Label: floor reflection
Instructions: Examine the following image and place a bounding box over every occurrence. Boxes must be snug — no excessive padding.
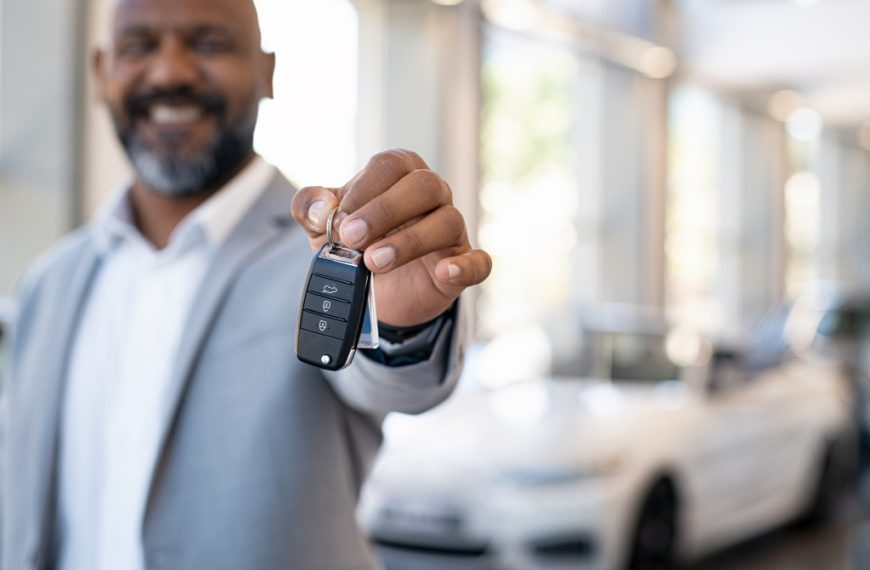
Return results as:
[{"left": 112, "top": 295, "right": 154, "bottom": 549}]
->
[{"left": 689, "top": 492, "right": 869, "bottom": 570}]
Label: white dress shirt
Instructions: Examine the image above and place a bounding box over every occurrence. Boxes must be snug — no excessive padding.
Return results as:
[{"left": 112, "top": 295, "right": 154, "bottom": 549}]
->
[{"left": 57, "top": 158, "right": 276, "bottom": 570}]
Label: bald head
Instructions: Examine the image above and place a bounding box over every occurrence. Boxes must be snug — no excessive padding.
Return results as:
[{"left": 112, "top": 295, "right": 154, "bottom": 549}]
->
[
  {"left": 94, "top": 0, "right": 275, "bottom": 196},
  {"left": 109, "top": 0, "right": 264, "bottom": 52}
]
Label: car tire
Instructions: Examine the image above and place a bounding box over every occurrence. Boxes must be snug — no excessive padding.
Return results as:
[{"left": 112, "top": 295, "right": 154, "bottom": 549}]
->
[
  {"left": 625, "top": 479, "right": 678, "bottom": 570},
  {"left": 799, "top": 436, "right": 856, "bottom": 526}
]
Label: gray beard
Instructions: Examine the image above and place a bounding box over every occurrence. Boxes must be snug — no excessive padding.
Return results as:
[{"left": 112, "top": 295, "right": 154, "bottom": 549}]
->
[{"left": 127, "top": 136, "right": 219, "bottom": 198}]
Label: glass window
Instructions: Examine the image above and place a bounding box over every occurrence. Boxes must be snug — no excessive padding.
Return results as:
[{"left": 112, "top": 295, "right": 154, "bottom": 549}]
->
[
  {"left": 783, "top": 154, "right": 821, "bottom": 298},
  {"left": 478, "top": 24, "right": 592, "bottom": 338},
  {"left": 253, "top": 0, "right": 358, "bottom": 188},
  {"left": 666, "top": 86, "right": 722, "bottom": 330}
]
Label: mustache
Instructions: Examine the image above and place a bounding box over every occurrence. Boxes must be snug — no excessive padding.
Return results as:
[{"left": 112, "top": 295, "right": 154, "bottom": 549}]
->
[{"left": 125, "top": 87, "right": 226, "bottom": 118}]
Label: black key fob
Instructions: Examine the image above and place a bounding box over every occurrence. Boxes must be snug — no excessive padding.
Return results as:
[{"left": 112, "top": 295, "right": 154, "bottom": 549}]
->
[{"left": 296, "top": 243, "right": 372, "bottom": 370}]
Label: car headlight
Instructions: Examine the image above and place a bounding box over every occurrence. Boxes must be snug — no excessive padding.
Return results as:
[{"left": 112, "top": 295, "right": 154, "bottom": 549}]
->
[{"left": 503, "top": 459, "right": 623, "bottom": 487}]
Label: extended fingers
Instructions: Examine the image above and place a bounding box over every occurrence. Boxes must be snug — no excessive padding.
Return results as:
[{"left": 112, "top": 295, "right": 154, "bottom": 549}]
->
[{"left": 434, "top": 249, "right": 493, "bottom": 288}]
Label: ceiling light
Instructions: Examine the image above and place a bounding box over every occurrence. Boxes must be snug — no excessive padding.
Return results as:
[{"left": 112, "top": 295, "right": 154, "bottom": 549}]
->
[
  {"left": 786, "top": 108, "right": 823, "bottom": 141},
  {"left": 431, "top": 0, "right": 464, "bottom": 5},
  {"left": 768, "top": 90, "right": 805, "bottom": 122},
  {"left": 639, "top": 46, "right": 677, "bottom": 79},
  {"left": 482, "top": 0, "right": 540, "bottom": 32}
]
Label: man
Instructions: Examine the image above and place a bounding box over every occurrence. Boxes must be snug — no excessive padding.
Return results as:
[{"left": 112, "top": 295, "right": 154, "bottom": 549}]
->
[{"left": 2, "top": 0, "right": 491, "bottom": 569}]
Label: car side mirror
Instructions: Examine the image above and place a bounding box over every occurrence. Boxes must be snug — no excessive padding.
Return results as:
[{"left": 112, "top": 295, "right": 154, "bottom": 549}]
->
[{"left": 698, "top": 348, "right": 747, "bottom": 396}]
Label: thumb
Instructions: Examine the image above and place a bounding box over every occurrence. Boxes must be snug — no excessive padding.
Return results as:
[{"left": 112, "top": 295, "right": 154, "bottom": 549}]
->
[{"left": 291, "top": 186, "right": 340, "bottom": 239}]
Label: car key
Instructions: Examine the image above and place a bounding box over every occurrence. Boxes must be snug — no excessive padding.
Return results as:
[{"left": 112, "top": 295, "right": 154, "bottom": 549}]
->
[{"left": 296, "top": 208, "right": 378, "bottom": 370}]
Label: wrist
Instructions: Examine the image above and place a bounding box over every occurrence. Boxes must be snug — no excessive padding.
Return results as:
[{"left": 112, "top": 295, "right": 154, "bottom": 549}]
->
[{"left": 378, "top": 315, "right": 444, "bottom": 345}]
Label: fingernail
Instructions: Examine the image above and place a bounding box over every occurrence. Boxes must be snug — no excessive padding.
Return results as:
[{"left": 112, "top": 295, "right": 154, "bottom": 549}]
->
[
  {"left": 307, "top": 200, "right": 327, "bottom": 228},
  {"left": 371, "top": 246, "right": 396, "bottom": 269},
  {"left": 341, "top": 218, "right": 368, "bottom": 245},
  {"left": 448, "top": 263, "right": 461, "bottom": 279}
]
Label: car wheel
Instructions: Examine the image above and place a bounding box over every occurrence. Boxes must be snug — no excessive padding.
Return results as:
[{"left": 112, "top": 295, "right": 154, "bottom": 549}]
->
[
  {"left": 799, "top": 436, "right": 856, "bottom": 526},
  {"left": 625, "top": 479, "right": 678, "bottom": 570}
]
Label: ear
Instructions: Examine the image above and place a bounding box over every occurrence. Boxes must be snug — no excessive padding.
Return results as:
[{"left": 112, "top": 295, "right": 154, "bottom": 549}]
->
[
  {"left": 259, "top": 51, "right": 276, "bottom": 100},
  {"left": 93, "top": 47, "right": 110, "bottom": 102}
]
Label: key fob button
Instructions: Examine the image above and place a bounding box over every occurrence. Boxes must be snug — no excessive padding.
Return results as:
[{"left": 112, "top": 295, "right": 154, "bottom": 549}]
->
[
  {"left": 300, "top": 311, "right": 348, "bottom": 340},
  {"left": 308, "top": 275, "right": 355, "bottom": 302},
  {"left": 297, "top": 330, "right": 345, "bottom": 366},
  {"left": 303, "top": 293, "right": 351, "bottom": 320}
]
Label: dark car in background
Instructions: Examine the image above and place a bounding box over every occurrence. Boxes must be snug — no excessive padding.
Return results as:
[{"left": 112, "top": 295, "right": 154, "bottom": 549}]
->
[
  {"left": 817, "top": 294, "right": 870, "bottom": 472},
  {"left": 749, "top": 286, "right": 870, "bottom": 474},
  {"left": 0, "top": 297, "right": 12, "bottom": 384}
]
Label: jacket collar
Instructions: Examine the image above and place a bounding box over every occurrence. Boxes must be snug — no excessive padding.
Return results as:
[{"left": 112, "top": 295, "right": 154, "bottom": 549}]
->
[{"left": 91, "top": 157, "right": 276, "bottom": 256}]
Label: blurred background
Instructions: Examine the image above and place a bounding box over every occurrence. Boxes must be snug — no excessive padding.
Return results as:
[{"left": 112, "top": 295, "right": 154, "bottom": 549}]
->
[{"left": 4, "top": 0, "right": 870, "bottom": 568}]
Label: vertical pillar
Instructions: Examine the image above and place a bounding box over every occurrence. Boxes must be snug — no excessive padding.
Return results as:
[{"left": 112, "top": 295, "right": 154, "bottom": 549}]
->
[
  {"left": 716, "top": 105, "right": 787, "bottom": 340},
  {"left": 80, "top": 0, "right": 132, "bottom": 220},
  {"left": 845, "top": 146, "right": 870, "bottom": 286},
  {"left": 594, "top": 0, "right": 672, "bottom": 308},
  {"left": 0, "top": 0, "right": 87, "bottom": 295},
  {"left": 818, "top": 135, "right": 845, "bottom": 284},
  {"left": 570, "top": 57, "right": 604, "bottom": 308},
  {"left": 819, "top": 135, "right": 870, "bottom": 288},
  {"left": 596, "top": 65, "right": 668, "bottom": 307}
]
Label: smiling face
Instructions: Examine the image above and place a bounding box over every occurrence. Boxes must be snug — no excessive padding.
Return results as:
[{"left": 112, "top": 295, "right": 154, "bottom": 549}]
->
[{"left": 95, "top": 0, "right": 275, "bottom": 196}]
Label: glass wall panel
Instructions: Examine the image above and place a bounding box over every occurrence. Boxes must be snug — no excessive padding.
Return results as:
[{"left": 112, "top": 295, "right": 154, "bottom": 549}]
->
[
  {"left": 666, "top": 86, "right": 722, "bottom": 330},
  {"left": 253, "top": 0, "right": 358, "bottom": 188},
  {"left": 478, "top": 25, "right": 586, "bottom": 339}
]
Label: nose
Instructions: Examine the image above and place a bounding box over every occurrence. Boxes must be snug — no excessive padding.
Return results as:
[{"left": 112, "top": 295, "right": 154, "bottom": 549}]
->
[{"left": 143, "top": 36, "right": 200, "bottom": 90}]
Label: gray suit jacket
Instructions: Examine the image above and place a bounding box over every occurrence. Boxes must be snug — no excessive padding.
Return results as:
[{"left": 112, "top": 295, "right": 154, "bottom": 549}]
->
[{"left": 2, "top": 172, "right": 465, "bottom": 570}]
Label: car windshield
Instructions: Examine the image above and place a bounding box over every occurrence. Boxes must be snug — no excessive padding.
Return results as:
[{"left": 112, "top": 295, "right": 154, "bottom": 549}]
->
[
  {"left": 551, "top": 330, "right": 681, "bottom": 383},
  {"left": 608, "top": 332, "right": 680, "bottom": 382}
]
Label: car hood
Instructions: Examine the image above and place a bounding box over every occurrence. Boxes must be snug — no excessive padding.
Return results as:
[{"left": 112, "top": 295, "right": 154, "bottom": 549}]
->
[{"left": 371, "top": 379, "right": 694, "bottom": 492}]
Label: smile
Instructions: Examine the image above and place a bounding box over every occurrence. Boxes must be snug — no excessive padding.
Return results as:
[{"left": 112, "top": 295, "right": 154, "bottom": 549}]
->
[{"left": 149, "top": 104, "right": 206, "bottom": 126}]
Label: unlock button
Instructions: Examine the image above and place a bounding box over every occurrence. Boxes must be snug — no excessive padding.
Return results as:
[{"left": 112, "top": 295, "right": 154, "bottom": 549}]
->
[{"left": 301, "top": 311, "right": 347, "bottom": 340}]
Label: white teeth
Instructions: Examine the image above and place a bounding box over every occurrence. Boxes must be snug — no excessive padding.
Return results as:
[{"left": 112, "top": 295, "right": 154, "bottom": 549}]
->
[{"left": 150, "top": 104, "right": 203, "bottom": 125}]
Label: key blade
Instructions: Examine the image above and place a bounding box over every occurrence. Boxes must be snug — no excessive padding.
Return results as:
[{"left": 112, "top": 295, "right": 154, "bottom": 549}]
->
[{"left": 357, "top": 272, "right": 379, "bottom": 349}]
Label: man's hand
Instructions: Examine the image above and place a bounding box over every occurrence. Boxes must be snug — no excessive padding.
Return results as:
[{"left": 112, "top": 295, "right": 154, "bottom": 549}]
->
[{"left": 291, "top": 149, "right": 492, "bottom": 327}]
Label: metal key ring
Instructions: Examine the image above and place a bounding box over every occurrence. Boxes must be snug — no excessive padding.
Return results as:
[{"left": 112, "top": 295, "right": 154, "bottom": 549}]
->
[{"left": 325, "top": 207, "right": 340, "bottom": 249}]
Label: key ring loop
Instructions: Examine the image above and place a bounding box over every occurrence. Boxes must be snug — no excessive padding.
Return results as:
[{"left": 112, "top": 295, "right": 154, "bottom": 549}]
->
[{"left": 325, "top": 207, "right": 340, "bottom": 249}]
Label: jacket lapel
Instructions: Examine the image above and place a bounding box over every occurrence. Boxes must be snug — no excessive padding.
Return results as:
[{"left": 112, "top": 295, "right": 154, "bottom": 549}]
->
[
  {"left": 145, "top": 174, "right": 296, "bottom": 501},
  {"left": 12, "top": 238, "right": 102, "bottom": 568}
]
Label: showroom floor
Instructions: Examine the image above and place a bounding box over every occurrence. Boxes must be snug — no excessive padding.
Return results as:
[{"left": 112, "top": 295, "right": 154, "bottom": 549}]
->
[
  {"left": 376, "top": 483, "right": 870, "bottom": 570},
  {"left": 689, "top": 514, "right": 869, "bottom": 570},
  {"left": 376, "top": 505, "right": 870, "bottom": 570},
  {"left": 690, "top": 487, "right": 870, "bottom": 570}
]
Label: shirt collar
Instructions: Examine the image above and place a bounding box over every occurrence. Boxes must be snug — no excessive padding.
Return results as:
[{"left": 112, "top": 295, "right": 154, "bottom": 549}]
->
[{"left": 92, "top": 157, "right": 276, "bottom": 255}]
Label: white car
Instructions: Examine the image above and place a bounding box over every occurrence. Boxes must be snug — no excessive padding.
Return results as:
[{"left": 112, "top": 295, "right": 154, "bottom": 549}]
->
[{"left": 359, "top": 331, "right": 856, "bottom": 570}]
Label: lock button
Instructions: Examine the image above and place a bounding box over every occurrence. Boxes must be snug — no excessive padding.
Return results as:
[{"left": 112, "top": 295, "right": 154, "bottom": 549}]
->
[{"left": 303, "top": 293, "right": 351, "bottom": 320}]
